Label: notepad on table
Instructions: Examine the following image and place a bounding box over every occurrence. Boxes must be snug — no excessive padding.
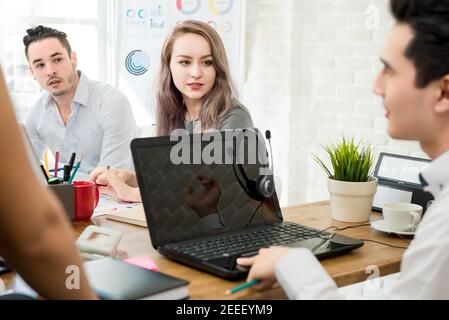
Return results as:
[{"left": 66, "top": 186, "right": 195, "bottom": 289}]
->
[
  {"left": 84, "top": 257, "right": 189, "bottom": 300},
  {"left": 124, "top": 256, "right": 159, "bottom": 271},
  {"left": 105, "top": 205, "right": 147, "bottom": 227}
]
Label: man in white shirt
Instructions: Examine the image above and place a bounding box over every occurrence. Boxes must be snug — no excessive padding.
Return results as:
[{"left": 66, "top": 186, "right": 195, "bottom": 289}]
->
[
  {"left": 23, "top": 25, "right": 137, "bottom": 173},
  {"left": 237, "top": 0, "right": 449, "bottom": 299}
]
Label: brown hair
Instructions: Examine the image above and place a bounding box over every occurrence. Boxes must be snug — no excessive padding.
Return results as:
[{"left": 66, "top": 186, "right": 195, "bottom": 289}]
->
[
  {"left": 156, "top": 20, "right": 236, "bottom": 136},
  {"left": 23, "top": 25, "right": 72, "bottom": 60}
]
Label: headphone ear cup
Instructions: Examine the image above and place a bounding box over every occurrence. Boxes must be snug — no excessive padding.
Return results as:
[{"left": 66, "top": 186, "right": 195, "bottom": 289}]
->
[
  {"left": 245, "top": 179, "right": 261, "bottom": 200},
  {"left": 256, "top": 175, "right": 275, "bottom": 199}
]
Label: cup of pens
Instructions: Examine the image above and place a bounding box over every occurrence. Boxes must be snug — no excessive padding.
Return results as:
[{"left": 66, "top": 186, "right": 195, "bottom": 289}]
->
[{"left": 73, "top": 181, "right": 99, "bottom": 221}]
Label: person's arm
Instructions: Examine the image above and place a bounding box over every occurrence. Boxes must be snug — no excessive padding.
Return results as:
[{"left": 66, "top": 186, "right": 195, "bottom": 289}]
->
[
  {"left": 274, "top": 249, "right": 343, "bottom": 299},
  {"left": 219, "top": 103, "right": 254, "bottom": 130},
  {"left": 98, "top": 94, "right": 137, "bottom": 170},
  {"left": 97, "top": 174, "right": 142, "bottom": 203},
  {"left": 90, "top": 167, "right": 138, "bottom": 187},
  {"left": 90, "top": 167, "right": 141, "bottom": 202},
  {"left": 0, "top": 67, "right": 96, "bottom": 299},
  {"left": 237, "top": 247, "right": 342, "bottom": 299},
  {"left": 23, "top": 102, "right": 44, "bottom": 161}
]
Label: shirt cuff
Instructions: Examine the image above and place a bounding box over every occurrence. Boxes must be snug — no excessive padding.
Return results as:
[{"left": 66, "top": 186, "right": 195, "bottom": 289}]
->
[{"left": 274, "top": 248, "right": 342, "bottom": 300}]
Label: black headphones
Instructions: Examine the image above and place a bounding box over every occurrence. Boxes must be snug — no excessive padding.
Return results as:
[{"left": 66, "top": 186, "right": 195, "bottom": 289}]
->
[{"left": 232, "top": 130, "right": 275, "bottom": 201}]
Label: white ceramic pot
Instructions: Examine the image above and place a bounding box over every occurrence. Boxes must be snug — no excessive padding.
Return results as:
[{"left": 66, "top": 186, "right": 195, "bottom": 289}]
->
[{"left": 327, "top": 177, "right": 378, "bottom": 223}]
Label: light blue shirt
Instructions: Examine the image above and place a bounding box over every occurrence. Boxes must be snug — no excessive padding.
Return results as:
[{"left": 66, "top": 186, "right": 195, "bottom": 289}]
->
[{"left": 24, "top": 71, "right": 137, "bottom": 173}]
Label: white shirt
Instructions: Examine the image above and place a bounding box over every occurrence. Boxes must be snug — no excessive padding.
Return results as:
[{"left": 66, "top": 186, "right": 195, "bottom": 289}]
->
[
  {"left": 274, "top": 150, "right": 449, "bottom": 299},
  {"left": 24, "top": 71, "right": 137, "bottom": 173}
]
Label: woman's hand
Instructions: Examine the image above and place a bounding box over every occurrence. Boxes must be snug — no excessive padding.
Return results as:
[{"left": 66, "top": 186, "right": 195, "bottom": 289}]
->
[
  {"left": 90, "top": 167, "right": 138, "bottom": 187},
  {"left": 236, "top": 247, "right": 297, "bottom": 290},
  {"left": 95, "top": 173, "right": 142, "bottom": 203}
]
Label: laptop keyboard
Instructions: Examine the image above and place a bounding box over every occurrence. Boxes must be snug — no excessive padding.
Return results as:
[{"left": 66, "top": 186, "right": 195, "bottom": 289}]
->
[{"left": 166, "top": 223, "right": 331, "bottom": 261}]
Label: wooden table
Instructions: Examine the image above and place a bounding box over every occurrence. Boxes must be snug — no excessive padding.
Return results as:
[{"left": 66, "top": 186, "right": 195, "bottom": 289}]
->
[{"left": 1, "top": 201, "right": 410, "bottom": 300}]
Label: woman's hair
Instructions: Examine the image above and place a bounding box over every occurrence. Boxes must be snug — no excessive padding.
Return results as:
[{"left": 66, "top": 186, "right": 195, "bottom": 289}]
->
[{"left": 156, "top": 20, "right": 236, "bottom": 136}]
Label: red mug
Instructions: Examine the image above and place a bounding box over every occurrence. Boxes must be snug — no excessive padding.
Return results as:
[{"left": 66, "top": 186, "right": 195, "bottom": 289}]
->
[{"left": 73, "top": 181, "right": 99, "bottom": 221}]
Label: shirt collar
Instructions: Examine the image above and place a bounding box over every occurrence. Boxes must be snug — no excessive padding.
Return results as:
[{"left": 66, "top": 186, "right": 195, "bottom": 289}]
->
[
  {"left": 420, "top": 150, "right": 449, "bottom": 197},
  {"left": 43, "top": 70, "right": 90, "bottom": 110},
  {"left": 72, "top": 71, "right": 90, "bottom": 107}
]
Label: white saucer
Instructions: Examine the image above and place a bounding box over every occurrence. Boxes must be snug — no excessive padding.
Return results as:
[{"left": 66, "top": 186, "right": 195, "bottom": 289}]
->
[{"left": 371, "top": 220, "right": 416, "bottom": 236}]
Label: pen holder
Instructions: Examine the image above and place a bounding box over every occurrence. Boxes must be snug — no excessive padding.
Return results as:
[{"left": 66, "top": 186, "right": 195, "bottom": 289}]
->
[
  {"left": 48, "top": 181, "right": 99, "bottom": 221},
  {"left": 48, "top": 184, "right": 75, "bottom": 220}
]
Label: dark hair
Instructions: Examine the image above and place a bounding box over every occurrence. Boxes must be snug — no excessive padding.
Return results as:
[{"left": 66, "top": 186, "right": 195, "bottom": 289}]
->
[
  {"left": 23, "top": 25, "right": 72, "bottom": 60},
  {"left": 390, "top": 0, "right": 449, "bottom": 88}
]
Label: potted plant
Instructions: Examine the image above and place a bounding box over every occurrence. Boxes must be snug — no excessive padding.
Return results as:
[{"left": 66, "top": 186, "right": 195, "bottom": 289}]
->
[{"left": 313, "top": 138, "right": 377, "bottom": 223}]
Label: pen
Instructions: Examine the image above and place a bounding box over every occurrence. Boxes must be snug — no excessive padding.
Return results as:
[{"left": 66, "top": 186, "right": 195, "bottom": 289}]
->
[
  {"left": 225, "top": 279, "right": 259, "bottom": 295},
  {"left": 63, "top": 165, "right": 71, "bottom": 182},
  {"left": 40, "top": 164, "right": 49, "bottom": 182},
  {"left": 44, "top": 150, "right": 50, "bottom": 178},
  {"left": 68, "top": 152, "right": 76, "bottom": 170},
  {"left": 68, "top": 156, "right": 83, "bottom": 184},
  {"left": 54, "top": 146, "right": 59, "bottom": 177}
]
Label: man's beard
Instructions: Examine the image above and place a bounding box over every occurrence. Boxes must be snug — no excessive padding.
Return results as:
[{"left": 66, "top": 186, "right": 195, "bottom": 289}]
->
[{"left": 52, "top": 89, "right": 67, "bottom": 97}]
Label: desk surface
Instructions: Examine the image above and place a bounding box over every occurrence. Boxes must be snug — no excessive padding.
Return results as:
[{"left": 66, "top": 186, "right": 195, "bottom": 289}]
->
[{"left": 1, "top": 201, "right": 409, "bottom": 300}]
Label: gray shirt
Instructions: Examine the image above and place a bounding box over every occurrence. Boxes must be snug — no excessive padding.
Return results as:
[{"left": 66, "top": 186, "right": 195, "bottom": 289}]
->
[{"left": 183, "top": 102, "right": 253, "bottom": 133}]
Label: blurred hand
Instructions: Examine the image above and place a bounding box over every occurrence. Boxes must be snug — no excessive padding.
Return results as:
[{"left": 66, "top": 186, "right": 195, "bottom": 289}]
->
[
  {"left": 90, "top": 167, "right": 138, "bottom": 187},
  {"left": 236, "top": 247, "right": 297, "bottom": 290},
  {"left": 96, "top": 173, "right": 141, "bottom": 203},
  {"left": 185, "top": 175, "right": 222, "bottom": 218}
]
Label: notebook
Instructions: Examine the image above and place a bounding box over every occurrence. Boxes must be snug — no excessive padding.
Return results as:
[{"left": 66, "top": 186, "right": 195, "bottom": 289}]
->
[
  {"left": 84, "top": 257, "right": 189, "bottom": 300},
  {"left": 105, "top": 205, "right": 147, "bottom": 227},
  {"left": 131, "top": 129, "right": 364, "bottom": 279}
]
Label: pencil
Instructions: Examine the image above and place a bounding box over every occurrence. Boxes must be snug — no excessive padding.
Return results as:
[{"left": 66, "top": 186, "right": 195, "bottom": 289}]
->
[
  {"left": 225, "top": 279, "right": 259, "bottom": 295},
  {"left": 44, "top": 150, "right": 50, "bottom": 178}
]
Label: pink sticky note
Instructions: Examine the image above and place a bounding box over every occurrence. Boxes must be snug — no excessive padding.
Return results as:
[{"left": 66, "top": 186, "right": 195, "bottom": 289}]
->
[{"left": 124, "top": 256, "right": 159, "bottom": 271}]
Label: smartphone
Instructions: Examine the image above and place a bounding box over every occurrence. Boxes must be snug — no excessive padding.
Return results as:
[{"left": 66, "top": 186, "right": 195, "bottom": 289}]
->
[{"left": 0, "top": 257, "right": 12, "bottom": 274}]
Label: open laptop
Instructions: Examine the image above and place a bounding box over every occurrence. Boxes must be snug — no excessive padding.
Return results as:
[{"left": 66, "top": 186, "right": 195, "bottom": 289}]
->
[{"left": 131, "top": 129, "right": 364, "bottom": 279}]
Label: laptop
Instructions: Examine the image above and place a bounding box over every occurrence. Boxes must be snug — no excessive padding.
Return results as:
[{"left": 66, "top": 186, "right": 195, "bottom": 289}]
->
[{"left": 131, "top": 129, "right": 364, "bottom": 279}]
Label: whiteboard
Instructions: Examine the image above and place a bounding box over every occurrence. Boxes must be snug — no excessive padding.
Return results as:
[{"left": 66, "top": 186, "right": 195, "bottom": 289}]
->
[{"left": 117, "top": 0, "right": 246, "bottom": 126}]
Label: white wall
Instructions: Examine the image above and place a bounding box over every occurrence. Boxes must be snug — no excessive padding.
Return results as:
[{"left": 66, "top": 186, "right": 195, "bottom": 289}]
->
[{"left": 242, "top": 0, "right": 427, "bottom": 207}]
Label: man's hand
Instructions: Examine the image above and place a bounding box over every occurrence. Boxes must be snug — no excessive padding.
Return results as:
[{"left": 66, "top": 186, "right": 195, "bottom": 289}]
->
[
  {"left": 185, "top": 175, "right": 222, "bottom": 218},
  {"left": 237, "top": 247, "right": 297, "bottom": 290}
]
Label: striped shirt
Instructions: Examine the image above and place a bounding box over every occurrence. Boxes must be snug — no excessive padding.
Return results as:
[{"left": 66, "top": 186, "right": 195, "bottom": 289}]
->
[{"left": 24, "top": 71, "right": 137, "bottom": 173}]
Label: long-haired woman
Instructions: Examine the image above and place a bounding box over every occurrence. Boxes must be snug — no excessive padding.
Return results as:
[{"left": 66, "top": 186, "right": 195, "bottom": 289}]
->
[{"left": 91, "top": 20, "right": 253, "bottom": 202}]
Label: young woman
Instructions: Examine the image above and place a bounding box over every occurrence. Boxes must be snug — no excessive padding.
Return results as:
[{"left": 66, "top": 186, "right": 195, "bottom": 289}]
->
[{"left": 91, "top": 20, "right": 253, "bottom": 202}]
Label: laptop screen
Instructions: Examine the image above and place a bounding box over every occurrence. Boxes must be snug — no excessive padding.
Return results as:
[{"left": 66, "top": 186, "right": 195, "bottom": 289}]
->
[{"left": 132, "top": 130, "right": 283, "bottom": 247}]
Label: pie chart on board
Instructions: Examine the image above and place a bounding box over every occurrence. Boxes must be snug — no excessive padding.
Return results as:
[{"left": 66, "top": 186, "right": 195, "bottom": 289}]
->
[
  {"left": 176, "top": 0, "right": 201, "bottom": 15},
  {"left": 208, "top": 0, "right": 234, "bottom": 16}
]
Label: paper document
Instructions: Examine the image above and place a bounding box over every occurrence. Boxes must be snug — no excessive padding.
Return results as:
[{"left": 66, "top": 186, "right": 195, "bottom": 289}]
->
[
  {"left": 104, "top": 204, "right": 147, "bottom": 227},
  {"left": 93, "top": 194, "right": 142, "bottom": 218}
]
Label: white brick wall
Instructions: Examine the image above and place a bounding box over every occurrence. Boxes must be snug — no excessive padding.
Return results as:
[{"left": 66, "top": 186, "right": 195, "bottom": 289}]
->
[{"left": 243, "top": 0, "right": 427, "bottom": 207}]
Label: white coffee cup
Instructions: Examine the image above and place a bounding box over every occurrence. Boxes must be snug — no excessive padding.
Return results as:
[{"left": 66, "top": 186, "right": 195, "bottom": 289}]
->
[{"left": 382, "top": 202, "right": 423, "bottom": 231}]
